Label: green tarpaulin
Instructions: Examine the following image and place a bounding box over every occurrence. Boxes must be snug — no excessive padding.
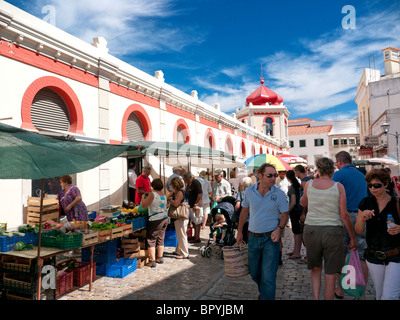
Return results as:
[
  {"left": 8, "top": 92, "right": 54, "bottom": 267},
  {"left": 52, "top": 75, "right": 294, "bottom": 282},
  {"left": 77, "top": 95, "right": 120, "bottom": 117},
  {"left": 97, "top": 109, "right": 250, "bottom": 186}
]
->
[{"left": 0, "top": 123, "right": 130, "bottom": 180}]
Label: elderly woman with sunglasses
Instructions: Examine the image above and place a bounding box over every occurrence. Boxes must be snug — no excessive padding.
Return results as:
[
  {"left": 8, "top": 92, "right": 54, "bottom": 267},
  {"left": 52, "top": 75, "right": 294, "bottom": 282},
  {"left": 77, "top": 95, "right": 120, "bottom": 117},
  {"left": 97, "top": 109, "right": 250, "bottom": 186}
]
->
[{"left": 355, "top": 169, "right": 400, "bottom": 300}]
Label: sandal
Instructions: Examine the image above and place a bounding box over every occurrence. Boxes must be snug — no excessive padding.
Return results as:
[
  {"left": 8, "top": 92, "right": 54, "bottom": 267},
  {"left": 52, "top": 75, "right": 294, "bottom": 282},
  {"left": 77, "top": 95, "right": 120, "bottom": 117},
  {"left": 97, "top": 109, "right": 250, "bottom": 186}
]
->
[
  {"left": 175, "top": 255, "right": 189, "bottom": 259},
  {"left": 298, "top": 258, "right": 307, "bottom": 264},
  {"left": 289, "top": 255, "right": 301, "bottom": 259},
  {"left": 146, "top": 260, "right": 156, "bottom": 268},
  {"left": 156, "top": 257, "right": 164, "bottom": 264}
]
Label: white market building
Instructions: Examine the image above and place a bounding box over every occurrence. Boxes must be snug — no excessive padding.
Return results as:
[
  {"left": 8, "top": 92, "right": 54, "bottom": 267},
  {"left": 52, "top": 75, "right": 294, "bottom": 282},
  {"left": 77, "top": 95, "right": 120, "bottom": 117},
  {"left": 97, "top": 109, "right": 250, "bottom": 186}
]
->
[{"left": 0, "top": 2, "right": 289, "bottom": 228}]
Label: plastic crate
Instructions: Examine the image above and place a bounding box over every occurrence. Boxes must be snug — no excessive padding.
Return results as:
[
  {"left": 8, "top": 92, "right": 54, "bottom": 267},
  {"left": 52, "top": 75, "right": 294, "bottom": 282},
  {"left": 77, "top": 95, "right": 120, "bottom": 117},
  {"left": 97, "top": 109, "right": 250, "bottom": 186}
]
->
[
  {"left": 164, "top": 229, "right": 177, "bottom": 247},
  {"left": 56, "top": 270, "right": 74, "bottom": 297},
  {"left": 88, "top": 211, "right": 97, "bottom": 220},
  {"left": 97, "top": 258, "right": 137, "bottom": 278},
  {"left": 41, "top": 229, "right": 82, "bottom": 250},
  {"left": 82, "top": 239, "right": 118, "bottom": 264},
  {"left": 57, "top": 259, "right": 96, "bottom": 287},
  {"left": 0, "top": 232, "right": 38, "bottom": 252}
]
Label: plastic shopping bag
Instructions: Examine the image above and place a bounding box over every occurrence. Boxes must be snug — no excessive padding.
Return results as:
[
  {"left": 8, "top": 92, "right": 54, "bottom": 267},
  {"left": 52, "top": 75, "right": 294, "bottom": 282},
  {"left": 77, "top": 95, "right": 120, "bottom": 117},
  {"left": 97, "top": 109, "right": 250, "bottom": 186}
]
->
[{"left": 339, "top": 249, "right": 366, "bottom": 298}]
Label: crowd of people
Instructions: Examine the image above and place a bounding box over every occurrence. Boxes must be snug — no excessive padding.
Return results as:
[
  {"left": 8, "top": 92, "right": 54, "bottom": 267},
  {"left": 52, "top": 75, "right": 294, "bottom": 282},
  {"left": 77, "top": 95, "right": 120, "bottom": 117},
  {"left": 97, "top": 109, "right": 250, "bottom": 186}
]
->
[
  {"left": 236, "top": 151, "right": 400, "bottom": 300},
  {"left": 56, "top": 151, "right": 400, "bottom": 300}
]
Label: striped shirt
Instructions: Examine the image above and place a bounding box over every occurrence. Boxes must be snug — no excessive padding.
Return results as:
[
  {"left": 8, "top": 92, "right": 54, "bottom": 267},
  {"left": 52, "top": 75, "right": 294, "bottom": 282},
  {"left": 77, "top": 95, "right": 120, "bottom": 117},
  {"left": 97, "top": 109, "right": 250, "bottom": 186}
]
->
[{"left": 305, "top": 180, "right": 343, "bottom": 226}]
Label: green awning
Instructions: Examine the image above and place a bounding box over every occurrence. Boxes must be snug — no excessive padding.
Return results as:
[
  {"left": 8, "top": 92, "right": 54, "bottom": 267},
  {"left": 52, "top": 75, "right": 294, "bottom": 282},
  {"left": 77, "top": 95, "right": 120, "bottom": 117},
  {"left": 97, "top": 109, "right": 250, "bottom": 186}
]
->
[
  {"left": 123, "top": 141, "right": 235, "bottom": 160},
  {"left": 0, "top": 123, "right": 130, "bottom": 180}
]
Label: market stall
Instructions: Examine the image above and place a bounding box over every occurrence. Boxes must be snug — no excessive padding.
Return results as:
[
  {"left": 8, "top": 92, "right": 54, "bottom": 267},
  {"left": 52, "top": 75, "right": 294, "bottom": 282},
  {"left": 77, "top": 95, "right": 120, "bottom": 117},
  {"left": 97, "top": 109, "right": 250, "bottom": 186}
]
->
[{"left": 0, "top": 123, "right": 132, "bottom": 300}]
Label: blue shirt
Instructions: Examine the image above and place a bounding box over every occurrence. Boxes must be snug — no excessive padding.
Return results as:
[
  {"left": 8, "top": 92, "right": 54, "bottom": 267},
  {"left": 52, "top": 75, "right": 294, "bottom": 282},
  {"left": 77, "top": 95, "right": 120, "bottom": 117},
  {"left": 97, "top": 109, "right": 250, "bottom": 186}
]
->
[
  {"left": 242, "top": 183, "right": 289, "bottom": 233},
  {"left": 332, "top": 164, "right": 368, "bottom": 211}
]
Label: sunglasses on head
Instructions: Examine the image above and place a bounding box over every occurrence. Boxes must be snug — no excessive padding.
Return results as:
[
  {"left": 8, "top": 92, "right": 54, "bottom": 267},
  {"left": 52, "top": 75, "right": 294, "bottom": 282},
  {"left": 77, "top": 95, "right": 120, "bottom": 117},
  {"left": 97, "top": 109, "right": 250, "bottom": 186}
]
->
[
  {"left": 367, "top": 183, "right": 384, "bottom": 189},
  {"left": 262, "top": 173, "right": 278, "bottom": 178}
]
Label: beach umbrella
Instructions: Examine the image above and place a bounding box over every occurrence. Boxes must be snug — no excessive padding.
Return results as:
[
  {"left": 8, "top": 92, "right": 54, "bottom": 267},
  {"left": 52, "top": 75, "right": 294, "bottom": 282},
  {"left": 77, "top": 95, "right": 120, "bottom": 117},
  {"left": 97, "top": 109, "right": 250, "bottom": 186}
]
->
[
  {"left": 278, "top": 154, "right": 307, "bottom": 164},
  {"left": 244, "top": 154, "right": 291, "bottom": 171}
]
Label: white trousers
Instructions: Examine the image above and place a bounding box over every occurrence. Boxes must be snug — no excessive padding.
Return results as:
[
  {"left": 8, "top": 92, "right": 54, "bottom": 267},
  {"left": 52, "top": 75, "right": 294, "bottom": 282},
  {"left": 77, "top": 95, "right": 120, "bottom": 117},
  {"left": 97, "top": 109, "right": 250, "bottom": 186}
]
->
[
  {"left": 366, "top": 261, "right": 400, "bottom": 300},
  {"left": 174, "top": 218, "right": 189, "bottom": 257}
]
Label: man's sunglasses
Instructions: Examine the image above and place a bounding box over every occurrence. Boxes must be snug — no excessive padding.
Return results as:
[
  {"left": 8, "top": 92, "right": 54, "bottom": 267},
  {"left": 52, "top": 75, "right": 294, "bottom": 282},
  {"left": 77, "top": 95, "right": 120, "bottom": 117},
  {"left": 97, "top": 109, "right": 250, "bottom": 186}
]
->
[
  {"left": 262, "top": 173, "right": 278, "bottom": 178},
  {"left": 367, "top": 183, "right": 384, "bottom": 189}
]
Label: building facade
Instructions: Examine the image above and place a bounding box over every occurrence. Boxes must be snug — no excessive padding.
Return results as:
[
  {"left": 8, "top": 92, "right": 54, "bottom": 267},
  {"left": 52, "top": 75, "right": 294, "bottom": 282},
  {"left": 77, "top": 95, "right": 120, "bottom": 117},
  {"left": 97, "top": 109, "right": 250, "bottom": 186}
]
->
[
  {"left": 355, "top": 47, "right": 400, "bottom": 162},
  {"left": 0, "top": 3, "right": 287, "bottom": 228},
  {"left": 288, "top": 118, "right": 360, "bottom": 167}
]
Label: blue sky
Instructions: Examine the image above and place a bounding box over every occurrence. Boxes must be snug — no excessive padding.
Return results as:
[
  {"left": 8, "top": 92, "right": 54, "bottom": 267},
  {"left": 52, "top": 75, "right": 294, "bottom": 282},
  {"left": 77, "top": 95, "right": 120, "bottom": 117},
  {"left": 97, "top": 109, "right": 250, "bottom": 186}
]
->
[{"left": 6, "top": 0, "right": 400, "bottom": 121}]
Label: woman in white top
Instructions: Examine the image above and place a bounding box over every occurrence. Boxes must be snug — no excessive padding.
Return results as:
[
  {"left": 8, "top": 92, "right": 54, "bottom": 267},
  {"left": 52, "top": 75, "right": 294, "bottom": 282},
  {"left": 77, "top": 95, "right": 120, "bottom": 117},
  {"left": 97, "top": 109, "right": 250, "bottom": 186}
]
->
[
  {"left": 141, "top": 178, "right": 168, "bottom": 267},
  {"left": 301, "top": 157, "right": 357, "bottom": 300}
]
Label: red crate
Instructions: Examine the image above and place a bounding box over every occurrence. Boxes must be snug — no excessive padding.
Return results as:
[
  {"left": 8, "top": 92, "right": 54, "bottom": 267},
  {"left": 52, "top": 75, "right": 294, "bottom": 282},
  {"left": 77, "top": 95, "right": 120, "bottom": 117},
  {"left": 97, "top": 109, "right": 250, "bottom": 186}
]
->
[
  {"left": 56, "top": 270, "right": 74, "bottom": 297},
  {"left": 72, "top": 260, "right": 96, "bottom": 287},
  {"left": 57, "top": 259, "right": 96, "bottom": 287}
]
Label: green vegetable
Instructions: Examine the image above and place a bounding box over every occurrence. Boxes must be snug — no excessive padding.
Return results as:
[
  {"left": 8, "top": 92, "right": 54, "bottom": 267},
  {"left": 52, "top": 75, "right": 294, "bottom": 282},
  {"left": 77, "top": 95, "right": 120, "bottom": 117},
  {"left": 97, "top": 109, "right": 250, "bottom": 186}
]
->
[{"left": 14, "top": 241, "right": 33, "bottom": 251}]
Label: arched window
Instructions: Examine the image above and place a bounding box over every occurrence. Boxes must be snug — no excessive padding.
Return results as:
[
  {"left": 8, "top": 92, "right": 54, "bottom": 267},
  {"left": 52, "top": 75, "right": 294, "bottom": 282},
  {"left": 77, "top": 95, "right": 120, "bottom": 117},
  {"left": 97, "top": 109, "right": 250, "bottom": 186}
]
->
[
  {"left": 241, "top": 140, "right": 246, "bottom": 157},
  {"left": 176, "top": 125, "right": 186, "bottom": 144},
  {"left": 265, "top": 117, "right": 273, "bottom": 136},
  {"left": 122, "top": 104, "right": 152, "bottom": 142},
  {"left": 225, "top": 136, "right": 233, "bottom": 154},
  {"left": 31, "top": 88, "right": 70, "bottom": 131},
  {"left": 126, "top": 112, "right": 144, "bottom": 141},
  {"left": 204, "top": 128, "right": 215, "bottom": 149}
]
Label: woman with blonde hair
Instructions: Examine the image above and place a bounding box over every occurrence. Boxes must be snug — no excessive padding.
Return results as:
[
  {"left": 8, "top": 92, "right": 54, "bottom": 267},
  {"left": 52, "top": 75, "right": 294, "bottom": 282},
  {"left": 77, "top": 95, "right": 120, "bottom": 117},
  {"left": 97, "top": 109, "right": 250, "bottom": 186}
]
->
[
  {"left": 301, "top": 157, "right": 357, "bottom": 300},
  {"left": 167, "top": 177, "right": 189, "bottom": 259}
]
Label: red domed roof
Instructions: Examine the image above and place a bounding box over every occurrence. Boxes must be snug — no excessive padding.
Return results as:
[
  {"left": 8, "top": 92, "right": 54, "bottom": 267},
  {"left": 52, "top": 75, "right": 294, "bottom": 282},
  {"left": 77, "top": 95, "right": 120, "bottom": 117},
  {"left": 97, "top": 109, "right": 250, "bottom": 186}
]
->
[{"left": 246, "top": 78, "right": 283, "bottom": 106}]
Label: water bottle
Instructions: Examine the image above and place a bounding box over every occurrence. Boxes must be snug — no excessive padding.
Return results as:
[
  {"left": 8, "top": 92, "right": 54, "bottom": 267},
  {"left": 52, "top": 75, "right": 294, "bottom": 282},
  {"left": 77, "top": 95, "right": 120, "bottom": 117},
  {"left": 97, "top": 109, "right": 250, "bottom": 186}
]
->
[{"left": 387, "top": 214, "right": 395, "bottom": 230}]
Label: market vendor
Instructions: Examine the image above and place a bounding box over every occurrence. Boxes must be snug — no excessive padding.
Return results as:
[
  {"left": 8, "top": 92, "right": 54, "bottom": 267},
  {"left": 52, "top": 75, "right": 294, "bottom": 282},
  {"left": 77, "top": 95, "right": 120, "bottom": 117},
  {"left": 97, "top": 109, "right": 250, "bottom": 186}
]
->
[
  {"left": 58, "top": 175, "right": 88, "bottom": 221},
  {"left": 135, "top": 165, "right": 152, "bottom": 204}
]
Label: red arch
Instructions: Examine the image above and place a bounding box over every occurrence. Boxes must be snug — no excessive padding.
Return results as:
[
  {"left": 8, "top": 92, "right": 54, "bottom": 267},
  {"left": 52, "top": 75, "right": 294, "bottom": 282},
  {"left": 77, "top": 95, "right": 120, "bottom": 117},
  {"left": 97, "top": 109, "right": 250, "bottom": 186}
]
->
[
  {"left": 259, "top": 145, "right": 263, "bottom": 154},
  {"left": 122, "top": 104, "right": 152, "bottom": 142},
  {"left": 21, "top": 76, "right": 84, "bottom": 134},
  {"left": 204, "top": 128, "right": 216, "bottom": 149},
  {"left": 173, "top": 118, "right": 191, "bottom": 144},
  {"left": 263, "top": 115, "right": 275, "bottom": 124},
  {"left": 241, "top": 140, "right": 246, "bottom": 157},
  {"left": 225, "top": 135, "right": 234, "bottom": 154},
  {"left": 251, "top": 143, "right": 256, "bottom": 156}
]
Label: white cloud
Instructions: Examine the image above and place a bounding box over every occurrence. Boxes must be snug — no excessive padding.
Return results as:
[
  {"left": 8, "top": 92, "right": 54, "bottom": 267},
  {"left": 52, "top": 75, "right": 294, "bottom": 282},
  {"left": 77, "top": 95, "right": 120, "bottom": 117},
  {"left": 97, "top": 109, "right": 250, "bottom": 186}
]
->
[
  {"left": 34, "top": 0, "right": 204, "bottom": 55},
  {"left": 199, "top": 3, "right": 400, "bottom": 117}
]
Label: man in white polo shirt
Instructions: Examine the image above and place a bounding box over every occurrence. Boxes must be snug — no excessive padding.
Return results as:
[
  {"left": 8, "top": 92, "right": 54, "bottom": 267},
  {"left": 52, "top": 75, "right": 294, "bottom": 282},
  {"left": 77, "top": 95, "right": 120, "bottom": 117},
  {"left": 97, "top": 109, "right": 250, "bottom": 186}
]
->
[{"left": 237, "top": 163, "right": 289, "bottom": 300}]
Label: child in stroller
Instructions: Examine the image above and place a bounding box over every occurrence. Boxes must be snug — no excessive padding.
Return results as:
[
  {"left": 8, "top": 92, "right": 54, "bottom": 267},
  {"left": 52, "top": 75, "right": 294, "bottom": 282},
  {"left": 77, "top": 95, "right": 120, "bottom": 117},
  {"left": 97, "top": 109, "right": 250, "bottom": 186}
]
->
[
  {"left": 211, "top": 213, "right": 228, "bottom": 245},
  {"left": 200, "top": 196, "right": 237, "bottom": 258}
]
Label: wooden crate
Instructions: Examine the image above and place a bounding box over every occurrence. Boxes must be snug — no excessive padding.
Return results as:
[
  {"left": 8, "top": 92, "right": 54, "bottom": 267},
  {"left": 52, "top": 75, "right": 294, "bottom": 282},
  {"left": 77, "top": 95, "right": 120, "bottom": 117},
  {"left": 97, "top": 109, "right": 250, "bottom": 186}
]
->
[
  {"left": 124, "top": 249, "right": 146, "bottom": 259},
  {"left": 27, "top": 196, "right": 59, "bottom": 225},
  {"left": 81, "top": 230, "right": 99, "bottom": 246},
  {"left": 97, "top": 229, "right": 111, "bottom": 242}
]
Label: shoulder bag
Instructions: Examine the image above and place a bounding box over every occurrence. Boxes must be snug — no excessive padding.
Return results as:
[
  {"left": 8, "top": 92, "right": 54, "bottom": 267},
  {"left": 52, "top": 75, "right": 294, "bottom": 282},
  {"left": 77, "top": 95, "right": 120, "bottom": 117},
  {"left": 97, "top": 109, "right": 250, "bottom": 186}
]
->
[{"left": 168, "top": 190, "right": 189, "bottom": 220}]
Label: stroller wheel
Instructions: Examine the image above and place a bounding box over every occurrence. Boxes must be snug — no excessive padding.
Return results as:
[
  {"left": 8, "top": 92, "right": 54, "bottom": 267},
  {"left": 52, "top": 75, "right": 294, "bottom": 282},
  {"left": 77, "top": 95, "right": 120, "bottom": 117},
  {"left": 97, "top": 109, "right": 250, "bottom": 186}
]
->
[{"left": 205, "top": 246, "right": 212, "bottom": 258}]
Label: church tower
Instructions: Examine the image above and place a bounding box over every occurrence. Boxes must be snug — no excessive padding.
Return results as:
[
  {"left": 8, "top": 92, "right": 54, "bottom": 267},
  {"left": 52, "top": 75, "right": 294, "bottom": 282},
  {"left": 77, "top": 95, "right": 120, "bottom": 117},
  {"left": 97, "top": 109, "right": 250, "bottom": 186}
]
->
[{"left": 236, "top": 76, "right": 290, "bottom": 150}]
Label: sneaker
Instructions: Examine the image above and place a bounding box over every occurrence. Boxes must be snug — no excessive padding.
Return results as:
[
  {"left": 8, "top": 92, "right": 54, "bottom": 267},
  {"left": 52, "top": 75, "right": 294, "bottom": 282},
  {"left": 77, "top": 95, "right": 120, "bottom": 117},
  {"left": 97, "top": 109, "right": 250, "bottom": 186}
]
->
[
  {"left": 212, "top": 242, "right": 217, "bottom": 246},
  {"left": 219, "top": 239, "right": 225, "bottom": 245}
]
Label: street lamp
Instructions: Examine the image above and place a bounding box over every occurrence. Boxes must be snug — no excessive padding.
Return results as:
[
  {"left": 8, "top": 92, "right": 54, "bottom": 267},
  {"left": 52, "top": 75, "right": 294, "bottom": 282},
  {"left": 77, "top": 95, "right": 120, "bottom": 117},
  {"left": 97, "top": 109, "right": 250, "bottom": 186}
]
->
[{"left": 381, "top": 122, "right": 400, "bottom": 165}]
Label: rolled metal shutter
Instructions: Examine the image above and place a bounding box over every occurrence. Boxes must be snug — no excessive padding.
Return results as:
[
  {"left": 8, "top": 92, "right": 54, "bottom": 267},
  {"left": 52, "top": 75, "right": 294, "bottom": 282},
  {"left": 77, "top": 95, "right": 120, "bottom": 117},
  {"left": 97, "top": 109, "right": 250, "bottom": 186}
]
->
[
  {"left": 31, "top": 88, "right": 70, "bottom": 131},
  {"left": 126, "top": 112, "right": 144, "bottom": 141}
]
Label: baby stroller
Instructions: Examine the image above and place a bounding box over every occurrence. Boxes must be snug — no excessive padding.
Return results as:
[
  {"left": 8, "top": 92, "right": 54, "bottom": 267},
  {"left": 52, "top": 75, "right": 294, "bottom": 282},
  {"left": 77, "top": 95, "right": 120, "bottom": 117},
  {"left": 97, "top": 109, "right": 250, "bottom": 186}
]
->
[{"left": 200, "top": 196, "right": 237, "bottom": 259}]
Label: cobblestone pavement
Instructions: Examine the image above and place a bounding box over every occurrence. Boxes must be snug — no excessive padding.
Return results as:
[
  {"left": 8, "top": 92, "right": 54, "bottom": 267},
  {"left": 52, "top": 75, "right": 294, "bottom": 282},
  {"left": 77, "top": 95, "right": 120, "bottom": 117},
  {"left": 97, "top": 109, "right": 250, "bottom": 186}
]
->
[{"left": 59, "top": 226, "right": 375, "bottom": 301}]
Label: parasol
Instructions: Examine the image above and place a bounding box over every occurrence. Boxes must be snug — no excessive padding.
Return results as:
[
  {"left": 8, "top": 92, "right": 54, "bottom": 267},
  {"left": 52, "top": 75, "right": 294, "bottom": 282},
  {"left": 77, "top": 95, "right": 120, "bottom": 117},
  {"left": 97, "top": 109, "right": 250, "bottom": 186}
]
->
[{"left": 244, "top": 154, "right": 291, "bottom": 171}]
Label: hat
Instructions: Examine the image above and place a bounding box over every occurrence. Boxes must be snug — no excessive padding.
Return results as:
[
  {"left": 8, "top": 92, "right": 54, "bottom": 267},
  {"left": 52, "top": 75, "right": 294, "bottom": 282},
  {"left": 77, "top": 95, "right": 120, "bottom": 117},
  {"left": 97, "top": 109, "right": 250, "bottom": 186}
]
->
[
  {"left": 172, "top": 166, "right": 182, "bottom": 171},
  {"left": 199, "top": 170, "right": 207, "bottom": 177},
  {"left": 213, "top": 169, "right": 223, "bottom": 176}
]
